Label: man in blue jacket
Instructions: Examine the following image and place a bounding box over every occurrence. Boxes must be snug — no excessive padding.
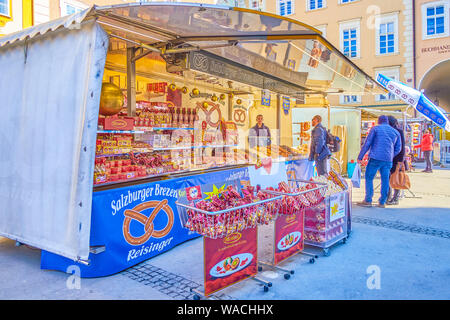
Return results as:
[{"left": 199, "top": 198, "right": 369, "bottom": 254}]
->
[
  {"left": 357, "top": 115, "right": 401, "bottom": 208},
  {"left": 309, "top": 115, "right": 331, "bottom": 176}
]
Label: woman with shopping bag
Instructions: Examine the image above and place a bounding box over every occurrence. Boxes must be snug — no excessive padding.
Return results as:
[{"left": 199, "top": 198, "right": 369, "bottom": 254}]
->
[{"left": 387, "top": 116, "right": 406, "bottom": 205}]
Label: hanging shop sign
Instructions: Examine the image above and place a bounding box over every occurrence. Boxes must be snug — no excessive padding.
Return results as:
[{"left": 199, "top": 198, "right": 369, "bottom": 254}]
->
[
  {"left": 282, "top": 96, "right": 290, "bottom": 115},
  {"left": 232, "top": 105, "right": 247, "bottom": 127},
  {"left": 261, "top": 90, "right": 271, "bottom": 107},
  {"left": 207, "top": 46, "right": 308, "bottom": 89},
  {"left": 147, "top": 82, "right": 168, "bottom": 94},
  {"left": 189, "top": 51, "right": 307, "bottom": 100}
]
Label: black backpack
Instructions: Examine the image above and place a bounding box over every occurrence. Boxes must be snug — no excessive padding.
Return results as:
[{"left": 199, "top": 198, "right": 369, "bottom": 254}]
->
[{"left": 326, "top": 130, "right": 341, "bottom": 153}]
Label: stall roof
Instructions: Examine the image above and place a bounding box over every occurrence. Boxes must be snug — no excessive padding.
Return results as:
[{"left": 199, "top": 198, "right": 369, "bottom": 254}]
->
[
  {"left": 361, "top": 108, "right": 410, "bottom": 119},
  {"left": 0, "top": 2, "right": 386, "bottom": 96}
]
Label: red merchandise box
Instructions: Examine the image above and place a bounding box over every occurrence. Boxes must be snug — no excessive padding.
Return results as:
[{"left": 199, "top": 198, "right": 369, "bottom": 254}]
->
[{"left": 104, "top": 116, "right": 135, "bottom": 131}]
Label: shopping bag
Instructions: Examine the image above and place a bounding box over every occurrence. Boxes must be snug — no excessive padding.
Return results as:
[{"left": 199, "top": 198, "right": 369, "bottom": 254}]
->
[
  {"left": 390, "top": 162, "right": 411, "bottom": 190},
  {"left": 351, "top": 163, "right": 361, "bottom": 188}
]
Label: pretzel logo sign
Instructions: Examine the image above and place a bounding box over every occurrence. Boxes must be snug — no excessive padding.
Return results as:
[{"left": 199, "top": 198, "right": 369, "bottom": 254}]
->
[
  {"left": 233, "top": 109, "right": 246, "bottom": 123},
  {"left": 123, "top": 199, "right": 174, "bottom": 246},
  {"left": 195, "top": 101, "right": 222, "bottom": 128},
  {"left": 232, "top": 105, "right": 247, "bottom": 126}
]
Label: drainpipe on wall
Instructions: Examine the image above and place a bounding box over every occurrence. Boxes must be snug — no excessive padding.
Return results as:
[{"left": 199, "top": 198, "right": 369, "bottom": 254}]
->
[{"left": 412, "top": 0, "right": 418, "bottom": 118}]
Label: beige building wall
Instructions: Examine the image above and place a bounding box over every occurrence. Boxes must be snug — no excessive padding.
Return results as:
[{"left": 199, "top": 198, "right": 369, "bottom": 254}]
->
[{"left": 264, "top": 0, "right": 414, "bottom": 110}]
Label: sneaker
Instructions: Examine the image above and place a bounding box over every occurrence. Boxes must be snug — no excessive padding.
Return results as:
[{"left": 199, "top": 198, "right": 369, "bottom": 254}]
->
[
  {"left": 386, "top": 199, "right": 399, "bottom": 205},
  {"left": 377, "top": 203, "right": 386, "bottom": 208},
  {"left": 356, "top": 200, "right": 372, "bottom": 207}
]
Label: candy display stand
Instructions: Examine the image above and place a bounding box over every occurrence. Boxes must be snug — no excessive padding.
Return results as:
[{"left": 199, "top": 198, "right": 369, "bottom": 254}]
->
[
  {"left": 175, "top": 182, "right": 283, "bottom": 299},
  {"left": 256, "top": 179, "right": 328, "bottom": 278},
  {"left": 304, "top": 191, "right": 349, "bottom": 257}
]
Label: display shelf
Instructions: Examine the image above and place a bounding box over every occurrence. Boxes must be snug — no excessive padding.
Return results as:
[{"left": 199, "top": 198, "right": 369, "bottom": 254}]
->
[
  {"left": 304, "top": 223, "right": 345, "bottom": 233},
  {"left": 97, "top": 130, "right": 144, "bottom": 134},
  {"left": 304, "top": 231, "right": 346, "bottom": 248},
  {"left": 153, "top": 144, "right": 238, "bottom": 151},
  {"left": 96, "top": 144, "right": 239, "bottom": 155},
  {"left": 97, "top": 127, "right": 195, "bottom": 134},
  {"left": 93, "top": 163, "right": 251, "bottom": 189},
  {"left": 96, "top": 149, "right": 152, "bottom": 157}
]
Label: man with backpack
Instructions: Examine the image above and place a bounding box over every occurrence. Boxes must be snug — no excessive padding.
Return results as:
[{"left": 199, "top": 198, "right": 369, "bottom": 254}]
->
[{"left": 309, "top": 115, "right": 331, "bottom": 176}]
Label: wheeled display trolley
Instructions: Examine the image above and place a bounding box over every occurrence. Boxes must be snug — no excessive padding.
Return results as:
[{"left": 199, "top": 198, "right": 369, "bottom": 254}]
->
[
  {"left": 176, "top": 181, "right": 283, "bottom": 299},
  {"left": 304, "top": 190, "right": 349, "bottom": 257},
  {"left": 256, "top": 179, "right": 328, "bottom": 278}
]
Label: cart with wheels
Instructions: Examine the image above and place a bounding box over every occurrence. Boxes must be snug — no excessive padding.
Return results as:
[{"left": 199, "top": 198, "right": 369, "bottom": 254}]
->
[
  {"left": 175, "top": 182, "right": 282, "bottom": 299},
  {"left": 255, "top": 179, "right": 328, "bottom": 276},
  {"left": 303, "top": 190, "right": 349, "bottom": 257}
]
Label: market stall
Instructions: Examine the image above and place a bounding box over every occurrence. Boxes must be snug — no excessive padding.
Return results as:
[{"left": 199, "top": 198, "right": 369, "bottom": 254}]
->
[
  {"left": 291, "top": 106, "right": 361, "bottom": 175},
  {"left": 0, "top": 3, "right": 385, "bottom": 279}
]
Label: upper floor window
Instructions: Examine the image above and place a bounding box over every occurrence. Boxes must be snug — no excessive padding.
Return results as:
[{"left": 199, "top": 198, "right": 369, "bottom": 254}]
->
[
  {"left": 0, "top": 0, "right": 10, "bottom": 17},
  {"left": 376, "top": 13, "right": 398, "bottom": 55},
  {"left": 216, "top": 0, "right": 265, "bottom": 10},
  {"left": 249, "top": 0, "right": 265, "bottom": 10},
  {"left": 422, "top": 1, "right": 449, "bottom": 39},
  {"left": 60, "top": 0, "right": 87, "bottom": 16},
  {"left": 375, "top": 68, "right": 400, "bottom": 101},
  {"left": 278, "top": 0, "right": 294, "bottom": 16},
  {"left": 340, "top": 94, "right": 361, "bottom": 105},
  {"left": 307, "top": 0, "right": 325, "bottom": 11},
  {"left": 340, "top": 20, "right": 360, "bottom": 58}
]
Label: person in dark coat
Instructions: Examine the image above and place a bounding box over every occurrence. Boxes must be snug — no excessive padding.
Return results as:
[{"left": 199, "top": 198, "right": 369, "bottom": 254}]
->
[
  {"left": 308, "top": 115, "right": 331, "bottom": 176},
  {"left": 386, "top": 116, "right": 405, "bottom": 205}
]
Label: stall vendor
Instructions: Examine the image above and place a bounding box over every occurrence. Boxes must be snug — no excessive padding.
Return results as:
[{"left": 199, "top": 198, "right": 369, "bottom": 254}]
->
[{"left": 249, "top": 114, "right": 272, "bottom": 148}]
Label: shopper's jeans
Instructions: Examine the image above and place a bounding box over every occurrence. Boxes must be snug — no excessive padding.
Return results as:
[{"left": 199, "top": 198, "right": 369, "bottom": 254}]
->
[
  {"left": 315, "top": 157, "right": 328, "bottom": 176},
  {"left": 364, "top": 159, "right": 393, "bottom": 205},
  {"left": 423, "top": 150, "right": 432, "bottom": 171}
]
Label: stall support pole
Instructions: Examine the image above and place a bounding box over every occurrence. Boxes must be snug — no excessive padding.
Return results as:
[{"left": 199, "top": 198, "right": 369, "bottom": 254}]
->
[
  {"left": 228, "top": 94, "right": 232, "bottom": 121},
  {"left": 276, "top": 94, "right": 281, "bottom": 145},
  {"left": 127, "top": 45, "right": 137, "bottom": 117},
  {"left": 327, "top": 103, "right": 331, "bottom": 130}
]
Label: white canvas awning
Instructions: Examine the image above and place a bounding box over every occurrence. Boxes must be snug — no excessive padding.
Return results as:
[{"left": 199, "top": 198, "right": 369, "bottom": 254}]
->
[{"left": 0, "top": 18, "right": 108, "bottom": 262}]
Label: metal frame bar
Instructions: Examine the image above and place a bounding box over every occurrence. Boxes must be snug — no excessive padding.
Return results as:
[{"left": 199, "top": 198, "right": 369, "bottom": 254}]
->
[{"left": 175, "top": 195, "right": 283, "bottom": 216}]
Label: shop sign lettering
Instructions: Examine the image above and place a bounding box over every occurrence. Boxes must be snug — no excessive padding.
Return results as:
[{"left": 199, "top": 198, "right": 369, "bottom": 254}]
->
[{"left": 421, "top": 44, "right": 450, "bottom": 55}]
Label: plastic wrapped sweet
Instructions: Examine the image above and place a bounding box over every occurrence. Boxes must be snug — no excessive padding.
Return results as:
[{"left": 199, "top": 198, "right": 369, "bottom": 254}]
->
[
  {"left": 262, "top": 181, "right": 326, "bottom": 215},
  {"left": 184, "top": 185, "right": 280, "bottom": 238},
  {"left": 311, "top": 175, "right": 344, "bottom": 197}
]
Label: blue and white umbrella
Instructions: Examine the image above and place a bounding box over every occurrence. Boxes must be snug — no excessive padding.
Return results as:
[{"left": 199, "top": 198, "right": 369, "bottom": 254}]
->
[{"left": 376, "top": 74, "right": 450, "bottom": 132}]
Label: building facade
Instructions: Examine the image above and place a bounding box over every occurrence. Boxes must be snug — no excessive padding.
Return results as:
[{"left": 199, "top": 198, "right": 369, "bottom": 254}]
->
[
  {"left": 264, "top": 0, "right": 416, "bottom": 111},
  {"left": 415, "top": 0, "right": 450, "bottom": 113},
  {"left": 2, "top": 0, "right": 449, "bottom": 113},
  {"left": 0, "top": 0, "right": 52, "bottom": 35}
]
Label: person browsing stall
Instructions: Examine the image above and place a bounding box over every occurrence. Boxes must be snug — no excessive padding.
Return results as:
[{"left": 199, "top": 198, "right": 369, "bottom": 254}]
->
[
  {"left": 249, "top": 114, "right": 272, "bottom": 148},
  {"left": 414, "top": 129, "right": 434, "bottom": 173},
  {"left": 386, "top": 116, "right": 406, "bottom": 205},
  {"left": 357, "top": 115, "right": 401, "bottom": 208},
  {"left": 308, "top": 115, "right": 331, "bottom": 176}
]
